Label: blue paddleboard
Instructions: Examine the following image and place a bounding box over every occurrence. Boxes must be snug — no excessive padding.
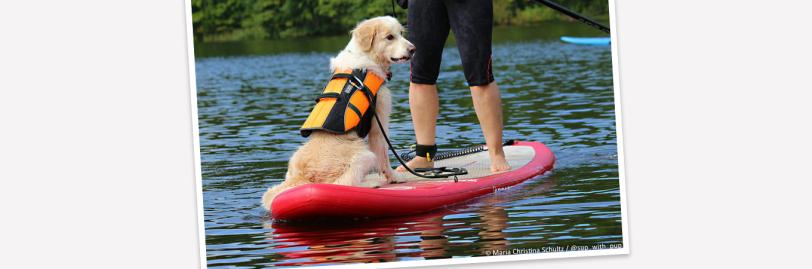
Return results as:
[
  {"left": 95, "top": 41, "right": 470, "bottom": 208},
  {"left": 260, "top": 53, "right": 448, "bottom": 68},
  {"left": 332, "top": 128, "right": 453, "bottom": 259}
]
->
[{"left": 560, "top": 36, "right": 611, "bottom": 45}]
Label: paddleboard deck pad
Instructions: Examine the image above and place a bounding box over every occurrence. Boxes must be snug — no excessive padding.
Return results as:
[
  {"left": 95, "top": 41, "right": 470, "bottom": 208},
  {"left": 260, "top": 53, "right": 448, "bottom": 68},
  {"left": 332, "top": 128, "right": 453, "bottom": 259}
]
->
[{"left": 270, "top": 141, "right": 555, "bottom": 221}]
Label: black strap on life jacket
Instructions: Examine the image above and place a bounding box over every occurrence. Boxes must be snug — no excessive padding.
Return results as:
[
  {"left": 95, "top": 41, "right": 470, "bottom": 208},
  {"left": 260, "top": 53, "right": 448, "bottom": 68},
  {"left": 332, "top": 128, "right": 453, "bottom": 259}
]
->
[{"left": 301, "top": 69, "right": 378, "bottom": 138}]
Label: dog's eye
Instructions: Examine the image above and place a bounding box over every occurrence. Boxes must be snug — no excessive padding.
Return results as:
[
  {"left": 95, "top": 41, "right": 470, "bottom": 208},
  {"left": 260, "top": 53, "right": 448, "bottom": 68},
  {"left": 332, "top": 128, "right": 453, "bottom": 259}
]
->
[{"left": 386, "top": 34, "right": 394, "bottom": 41}]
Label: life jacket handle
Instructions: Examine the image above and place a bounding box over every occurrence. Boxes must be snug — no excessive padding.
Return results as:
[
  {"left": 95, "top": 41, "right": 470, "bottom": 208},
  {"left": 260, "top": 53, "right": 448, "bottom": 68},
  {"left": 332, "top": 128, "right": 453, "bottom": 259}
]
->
[
  {"left": 314, "top": 92, "right": 341, "bottom": 103},
  {"left": 331, "top": 72, "right": 376, "bottom": 103}
]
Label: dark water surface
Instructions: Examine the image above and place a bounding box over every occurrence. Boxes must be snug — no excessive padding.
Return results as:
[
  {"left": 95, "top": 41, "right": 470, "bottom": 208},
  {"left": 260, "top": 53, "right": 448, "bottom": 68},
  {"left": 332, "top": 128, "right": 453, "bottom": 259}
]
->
[{"left": 195, "top": 23, "right": 622, "bottom": 268}]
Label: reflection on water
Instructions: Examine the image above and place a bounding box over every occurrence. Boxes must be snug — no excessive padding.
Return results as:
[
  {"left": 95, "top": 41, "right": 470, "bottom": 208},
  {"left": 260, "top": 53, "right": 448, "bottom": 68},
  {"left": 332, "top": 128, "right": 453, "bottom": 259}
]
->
[{"left": 196, "top": 22, "right": 621, "bottom": 268}]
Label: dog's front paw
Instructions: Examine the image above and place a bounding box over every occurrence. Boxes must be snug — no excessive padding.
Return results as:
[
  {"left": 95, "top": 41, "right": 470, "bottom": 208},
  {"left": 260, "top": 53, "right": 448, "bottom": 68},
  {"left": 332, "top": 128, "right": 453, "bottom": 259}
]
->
[
  {"left": 382, "top": 168, "right": 397, "bottom": 183},
  {"left": 359, "top": 177, "right": 383, "bottom": 188}
]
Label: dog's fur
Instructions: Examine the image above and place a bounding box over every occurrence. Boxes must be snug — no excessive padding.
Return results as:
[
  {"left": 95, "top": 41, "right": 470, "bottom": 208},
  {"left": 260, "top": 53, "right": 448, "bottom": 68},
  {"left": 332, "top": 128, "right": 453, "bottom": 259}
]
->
[{"left": 262, "top": 16, "right": 414, "bottom": 210}]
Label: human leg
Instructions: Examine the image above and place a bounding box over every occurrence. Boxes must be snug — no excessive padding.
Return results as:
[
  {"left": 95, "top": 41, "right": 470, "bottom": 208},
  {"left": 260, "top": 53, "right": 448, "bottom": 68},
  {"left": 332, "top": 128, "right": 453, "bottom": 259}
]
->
[
  {"left": 395, "top": 82, "right": 439, "bottom": 171},
  {"left": 447, "top": 0, "right": 510, "bottom": 172},
  {"left": 471, "top": 82, "right": 510, "bottom": 172},
  {"left": 397, "top": 0, "right": 450, "bottom": 171}
]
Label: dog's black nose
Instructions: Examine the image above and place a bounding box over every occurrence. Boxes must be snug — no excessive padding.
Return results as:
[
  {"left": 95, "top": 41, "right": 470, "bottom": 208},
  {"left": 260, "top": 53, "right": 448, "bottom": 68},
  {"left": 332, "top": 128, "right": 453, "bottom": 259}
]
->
[{"left": 408, "top": 47, "right": 416, "bottom": 56}]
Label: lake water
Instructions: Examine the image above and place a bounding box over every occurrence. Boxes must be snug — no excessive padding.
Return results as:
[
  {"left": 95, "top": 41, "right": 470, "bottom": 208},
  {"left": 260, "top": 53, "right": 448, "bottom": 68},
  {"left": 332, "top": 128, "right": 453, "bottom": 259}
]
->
[{"left": 194, "top": 22, "right": 622, "bottom": 268}]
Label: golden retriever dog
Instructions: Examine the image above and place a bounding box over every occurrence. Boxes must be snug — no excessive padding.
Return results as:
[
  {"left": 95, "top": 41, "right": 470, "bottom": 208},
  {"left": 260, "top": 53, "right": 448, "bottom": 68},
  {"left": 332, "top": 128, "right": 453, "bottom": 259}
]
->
[{"left": 262, "top": 16, "right": 415, "bottom": 210}]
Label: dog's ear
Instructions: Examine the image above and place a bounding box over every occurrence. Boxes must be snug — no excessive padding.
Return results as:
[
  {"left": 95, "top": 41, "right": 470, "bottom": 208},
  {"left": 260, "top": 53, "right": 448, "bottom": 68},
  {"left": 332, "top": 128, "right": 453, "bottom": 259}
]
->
[{"left": 352, "top": 20, "right": 378, "bottom": 52}]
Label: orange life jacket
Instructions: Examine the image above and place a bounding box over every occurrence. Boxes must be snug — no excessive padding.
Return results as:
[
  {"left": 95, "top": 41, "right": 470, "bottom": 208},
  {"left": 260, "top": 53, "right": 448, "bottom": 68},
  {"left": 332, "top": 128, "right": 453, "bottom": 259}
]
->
[{"left": 300, "top": 69, "right": 386, "bottom": 138}]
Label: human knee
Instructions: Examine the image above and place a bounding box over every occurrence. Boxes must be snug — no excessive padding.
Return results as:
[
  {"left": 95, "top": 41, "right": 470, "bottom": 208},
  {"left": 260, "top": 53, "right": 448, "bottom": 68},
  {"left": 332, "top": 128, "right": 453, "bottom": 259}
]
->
[
  {"left": 470, "top": 80, "right": 500, "bottom": 91},
  {"left": 410, "top": 82, "right": 438, "bottom": 91}
]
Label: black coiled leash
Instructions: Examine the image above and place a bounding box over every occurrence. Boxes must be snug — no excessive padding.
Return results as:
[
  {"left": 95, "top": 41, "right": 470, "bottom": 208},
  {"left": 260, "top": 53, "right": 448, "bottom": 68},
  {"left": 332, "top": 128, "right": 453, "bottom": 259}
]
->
[
  {"left": 399, "top": 139, "right": 516, "bottom": 162},
  {"left": 373, "top": 113, "right": 467, "bottom": 182}
]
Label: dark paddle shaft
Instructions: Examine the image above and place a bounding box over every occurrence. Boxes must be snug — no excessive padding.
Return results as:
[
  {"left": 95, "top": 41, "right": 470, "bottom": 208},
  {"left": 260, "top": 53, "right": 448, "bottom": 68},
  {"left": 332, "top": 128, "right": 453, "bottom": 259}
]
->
[{"left": 532, "top": 0, "right": 610, "bottom": 34}]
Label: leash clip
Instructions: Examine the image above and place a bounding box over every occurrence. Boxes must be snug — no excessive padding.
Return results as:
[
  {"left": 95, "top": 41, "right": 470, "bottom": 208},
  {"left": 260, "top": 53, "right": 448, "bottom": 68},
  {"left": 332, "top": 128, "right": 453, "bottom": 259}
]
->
[{"left": 347, "top": 75, "right": 366, "bottom": 91}]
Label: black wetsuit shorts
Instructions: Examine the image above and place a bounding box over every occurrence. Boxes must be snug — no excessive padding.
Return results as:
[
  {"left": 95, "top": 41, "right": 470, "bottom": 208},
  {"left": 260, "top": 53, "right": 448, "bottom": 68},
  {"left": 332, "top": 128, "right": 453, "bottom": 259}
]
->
[{"left": 407, "top": 0, "right": 495, "bottom": 86}]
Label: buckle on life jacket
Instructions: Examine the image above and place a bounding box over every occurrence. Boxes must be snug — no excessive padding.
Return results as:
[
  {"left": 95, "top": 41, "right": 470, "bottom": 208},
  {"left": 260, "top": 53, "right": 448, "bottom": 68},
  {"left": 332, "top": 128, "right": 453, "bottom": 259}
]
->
[{"left": 300, "top": 69, "right": 385, "bottom": 138}]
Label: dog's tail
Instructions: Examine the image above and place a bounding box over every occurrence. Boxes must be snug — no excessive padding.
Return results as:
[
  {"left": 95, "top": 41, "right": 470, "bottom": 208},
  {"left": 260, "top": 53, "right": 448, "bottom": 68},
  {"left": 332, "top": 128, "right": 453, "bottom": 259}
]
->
[
  {"left": 262, "top": 146, "right": 327, "bottom": 211},
  {"left": 261, "top": 179, "right": 308, "bottom": 211}
]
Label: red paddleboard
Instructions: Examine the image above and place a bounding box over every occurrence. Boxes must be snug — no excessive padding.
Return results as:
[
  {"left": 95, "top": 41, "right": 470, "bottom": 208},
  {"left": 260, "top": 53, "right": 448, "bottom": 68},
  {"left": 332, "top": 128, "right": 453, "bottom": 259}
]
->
[{"left": 270, "top": 141, "right": 555, "bottom": 221}]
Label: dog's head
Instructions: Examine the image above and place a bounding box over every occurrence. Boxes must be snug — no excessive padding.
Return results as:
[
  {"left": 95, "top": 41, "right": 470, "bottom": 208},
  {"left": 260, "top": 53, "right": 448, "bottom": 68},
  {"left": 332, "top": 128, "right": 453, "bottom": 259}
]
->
[{"left": 351, "top": 16, "right": 415, "bottom": 65}]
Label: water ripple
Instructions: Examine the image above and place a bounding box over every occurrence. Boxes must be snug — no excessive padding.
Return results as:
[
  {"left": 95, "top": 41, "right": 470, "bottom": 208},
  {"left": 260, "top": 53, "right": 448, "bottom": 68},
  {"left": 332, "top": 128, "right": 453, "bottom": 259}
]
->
[{"left": 196, "top": 25, "right": 621, "bottom": 268}]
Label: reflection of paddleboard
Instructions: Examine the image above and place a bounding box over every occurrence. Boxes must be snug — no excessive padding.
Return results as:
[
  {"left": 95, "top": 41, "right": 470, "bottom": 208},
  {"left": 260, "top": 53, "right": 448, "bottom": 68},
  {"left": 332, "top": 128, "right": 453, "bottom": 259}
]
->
[
  {"left": 271, "top": 141, "right": 556, "bottom": 221},
  {"left": 560, "top": 36, "right": 611, "bottom": 45}
]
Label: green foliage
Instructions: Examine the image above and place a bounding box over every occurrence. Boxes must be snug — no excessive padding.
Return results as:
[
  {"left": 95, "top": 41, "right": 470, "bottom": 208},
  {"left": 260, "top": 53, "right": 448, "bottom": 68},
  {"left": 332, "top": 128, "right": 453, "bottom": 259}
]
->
[
  {"left": 192, "top": 0, "right": 609, "bottom": 42},
  {"left": 493, "top": 0, "right": 610, "bottom": 25}
]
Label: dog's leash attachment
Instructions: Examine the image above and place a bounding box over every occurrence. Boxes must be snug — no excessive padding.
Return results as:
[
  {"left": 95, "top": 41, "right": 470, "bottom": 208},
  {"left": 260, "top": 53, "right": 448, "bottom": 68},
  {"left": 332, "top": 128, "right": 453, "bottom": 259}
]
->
[
  {"left": 414, "top": 167, "right": 466, "bottom": 181},
  {"left": 372, "top": 111, "right": 468, "bottom": 182},
  {"left": 345, "top": 73, "right": 366, "bottom": 91}
]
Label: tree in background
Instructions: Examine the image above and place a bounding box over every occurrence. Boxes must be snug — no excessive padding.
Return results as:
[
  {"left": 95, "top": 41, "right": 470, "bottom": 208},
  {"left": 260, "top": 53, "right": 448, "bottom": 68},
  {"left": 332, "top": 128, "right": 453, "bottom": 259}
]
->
[{"left": 193, "top": 0, "right": 609, "bottom": 42}]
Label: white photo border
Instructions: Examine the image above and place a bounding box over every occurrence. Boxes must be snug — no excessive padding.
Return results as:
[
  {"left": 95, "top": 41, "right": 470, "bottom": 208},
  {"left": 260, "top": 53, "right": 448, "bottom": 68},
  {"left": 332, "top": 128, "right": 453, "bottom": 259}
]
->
[{"left": 183, "top": 0, "right": 630, "bottom": 267}]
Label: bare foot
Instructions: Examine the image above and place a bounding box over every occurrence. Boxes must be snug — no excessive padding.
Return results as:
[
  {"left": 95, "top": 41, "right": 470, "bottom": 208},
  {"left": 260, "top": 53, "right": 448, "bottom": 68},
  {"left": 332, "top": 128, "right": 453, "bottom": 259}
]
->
[
  {"left": 489, "top": 152, "right": 511, "bottom": 173},
  {"left": 395, "top": 156, "right": 434, "bottom": 172}
]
